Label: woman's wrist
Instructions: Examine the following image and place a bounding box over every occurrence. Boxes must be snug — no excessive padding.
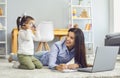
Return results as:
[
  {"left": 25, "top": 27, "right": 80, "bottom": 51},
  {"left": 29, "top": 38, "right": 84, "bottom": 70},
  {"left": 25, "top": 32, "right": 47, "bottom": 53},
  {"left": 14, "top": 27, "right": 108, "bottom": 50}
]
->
[{"left": 75, "top": 64, "right": 79, "bottom": 68}]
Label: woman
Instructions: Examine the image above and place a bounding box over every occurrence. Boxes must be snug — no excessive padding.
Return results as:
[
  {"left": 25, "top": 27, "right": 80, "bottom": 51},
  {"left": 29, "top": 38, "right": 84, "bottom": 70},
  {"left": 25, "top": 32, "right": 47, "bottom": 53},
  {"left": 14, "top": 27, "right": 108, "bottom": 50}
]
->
[{"left": 9, "top": 28, "right": 89, "bottom": 71}]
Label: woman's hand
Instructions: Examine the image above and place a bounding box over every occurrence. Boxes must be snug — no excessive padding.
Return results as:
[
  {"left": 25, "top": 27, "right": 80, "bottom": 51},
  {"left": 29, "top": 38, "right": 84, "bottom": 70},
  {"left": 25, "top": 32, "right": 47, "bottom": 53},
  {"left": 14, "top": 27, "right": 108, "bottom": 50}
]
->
[
  {"left": 67, "top": 64, "right": 79, "bottom": 69},
  {"left": 55, "top": 64, "right": 67, "bottom": 71}
]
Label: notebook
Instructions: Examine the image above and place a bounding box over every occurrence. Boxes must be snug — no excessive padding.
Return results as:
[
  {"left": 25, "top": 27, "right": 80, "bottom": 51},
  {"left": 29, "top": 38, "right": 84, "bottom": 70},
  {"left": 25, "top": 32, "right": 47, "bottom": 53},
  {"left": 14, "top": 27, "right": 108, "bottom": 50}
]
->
[{"left": 62, "top": 69, "right": 77, "bottom": 73}]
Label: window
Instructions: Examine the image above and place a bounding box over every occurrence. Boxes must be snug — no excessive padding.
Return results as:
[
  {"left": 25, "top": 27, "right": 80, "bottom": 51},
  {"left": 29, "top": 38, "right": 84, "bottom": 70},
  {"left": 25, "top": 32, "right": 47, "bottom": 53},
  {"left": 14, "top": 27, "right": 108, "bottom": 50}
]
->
[{"left": 110, "top": 0, "right": 120, "bottom": 32}]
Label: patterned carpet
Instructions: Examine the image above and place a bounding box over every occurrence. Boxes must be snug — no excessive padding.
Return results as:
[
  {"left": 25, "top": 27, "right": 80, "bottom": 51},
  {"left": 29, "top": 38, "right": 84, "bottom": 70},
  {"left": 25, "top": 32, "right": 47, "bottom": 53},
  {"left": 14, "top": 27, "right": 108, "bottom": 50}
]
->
[{"left": 0, "top": 59, "right": 120, "bottom": 78}]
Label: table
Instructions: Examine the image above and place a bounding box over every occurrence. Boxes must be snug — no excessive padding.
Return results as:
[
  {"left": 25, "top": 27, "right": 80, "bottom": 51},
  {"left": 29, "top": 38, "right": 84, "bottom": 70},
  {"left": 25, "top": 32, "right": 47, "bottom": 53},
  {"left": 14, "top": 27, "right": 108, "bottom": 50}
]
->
[{"left": 54, "top": 29, "right": 68, "bottom": 40}]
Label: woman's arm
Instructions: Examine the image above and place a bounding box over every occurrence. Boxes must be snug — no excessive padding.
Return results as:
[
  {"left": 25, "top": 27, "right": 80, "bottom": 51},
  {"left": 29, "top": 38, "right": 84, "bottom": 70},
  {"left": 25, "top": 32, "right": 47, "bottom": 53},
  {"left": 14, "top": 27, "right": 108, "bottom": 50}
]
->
[
  {"left": 55, "top": 64, "right": 68, "bottom": 71},
  {"left": 55, "top": 64, "right": 79, "bottom": 71},
  {"left": 48, "top": 43, "right": 68, "bottom": 70},
  {"left": 67, "top": 64, "right": 79, "bottom": 69},
  {"left": 48, "top": 44, "right": 59, "bottom": 69}
]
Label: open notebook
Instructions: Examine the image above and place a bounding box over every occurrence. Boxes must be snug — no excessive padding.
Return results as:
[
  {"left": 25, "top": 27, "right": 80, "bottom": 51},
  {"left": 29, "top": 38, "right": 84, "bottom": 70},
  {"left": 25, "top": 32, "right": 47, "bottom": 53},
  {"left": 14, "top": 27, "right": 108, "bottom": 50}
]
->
[{"left": 62, "top": 69, "right": 77, "bottom": 73}]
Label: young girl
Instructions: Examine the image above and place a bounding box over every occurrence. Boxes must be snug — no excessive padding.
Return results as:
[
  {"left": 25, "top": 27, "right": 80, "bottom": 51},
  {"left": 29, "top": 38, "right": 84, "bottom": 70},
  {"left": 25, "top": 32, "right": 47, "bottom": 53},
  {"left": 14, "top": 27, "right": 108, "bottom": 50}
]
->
[{"left": 16, "top": 15, "right": 43, "bottom": 70}]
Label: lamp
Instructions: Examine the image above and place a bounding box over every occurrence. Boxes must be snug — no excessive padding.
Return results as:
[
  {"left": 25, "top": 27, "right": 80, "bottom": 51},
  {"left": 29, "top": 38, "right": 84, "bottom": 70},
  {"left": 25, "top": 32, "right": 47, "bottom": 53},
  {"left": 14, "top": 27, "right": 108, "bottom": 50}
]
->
[{"left": 36, "top": 21, "right": 54, "bottom": 51}]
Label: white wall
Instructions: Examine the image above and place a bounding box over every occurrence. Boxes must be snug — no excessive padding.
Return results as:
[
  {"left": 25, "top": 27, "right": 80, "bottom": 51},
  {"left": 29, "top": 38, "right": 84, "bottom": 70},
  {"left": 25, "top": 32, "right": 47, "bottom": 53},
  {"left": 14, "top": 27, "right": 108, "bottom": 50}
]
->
[
  {"left": 92, "top": 0, "right": 109, "bottom": 48},
  {"left": 7, "top": 0, "right": 109, "bottom": 53},
  {"left": 7, "top": 0, "right": 69, "bottom": 53}
]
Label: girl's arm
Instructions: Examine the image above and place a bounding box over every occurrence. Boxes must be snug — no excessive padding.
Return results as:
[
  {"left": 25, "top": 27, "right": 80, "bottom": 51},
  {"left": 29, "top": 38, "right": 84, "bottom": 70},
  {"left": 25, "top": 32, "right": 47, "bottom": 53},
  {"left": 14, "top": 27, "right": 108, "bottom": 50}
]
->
[
  {"left": 32, "top": 29, "right": 41, "bottom": 41},
  {"left": 19, "top": 29, "right": 32, "bottom": 41}
]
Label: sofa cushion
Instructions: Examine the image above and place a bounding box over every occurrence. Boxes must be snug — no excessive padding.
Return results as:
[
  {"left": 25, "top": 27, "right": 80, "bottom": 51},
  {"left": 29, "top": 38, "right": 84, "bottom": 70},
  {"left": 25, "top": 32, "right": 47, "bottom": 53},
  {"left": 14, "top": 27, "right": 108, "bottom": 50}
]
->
[{"left": 106, "top": 33, "right": 120, "bottom": 39}]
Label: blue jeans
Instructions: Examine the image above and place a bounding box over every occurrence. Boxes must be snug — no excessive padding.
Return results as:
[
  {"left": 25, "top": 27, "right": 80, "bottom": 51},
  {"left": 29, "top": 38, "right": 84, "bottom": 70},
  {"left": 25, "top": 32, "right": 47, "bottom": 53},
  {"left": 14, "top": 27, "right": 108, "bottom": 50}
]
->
[{"left": 34, "top": 51, "right": 48, "bottom": 60}]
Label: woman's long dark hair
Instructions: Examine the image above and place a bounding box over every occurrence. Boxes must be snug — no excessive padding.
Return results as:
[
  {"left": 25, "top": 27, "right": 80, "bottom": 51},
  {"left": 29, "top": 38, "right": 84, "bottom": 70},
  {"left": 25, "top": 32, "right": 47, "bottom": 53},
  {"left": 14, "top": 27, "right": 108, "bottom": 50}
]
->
[
  {"left": 68, "top": 28, "right": 87, "bottom": 68},
  {"left": 16, "top": 15, "right": 34, "bottom": 31}
]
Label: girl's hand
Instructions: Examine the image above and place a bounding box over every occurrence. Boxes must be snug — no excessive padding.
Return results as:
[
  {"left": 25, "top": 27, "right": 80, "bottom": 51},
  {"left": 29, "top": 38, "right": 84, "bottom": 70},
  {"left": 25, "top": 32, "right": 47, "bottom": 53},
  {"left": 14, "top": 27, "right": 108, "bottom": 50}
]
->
[
  {"left": 31, "top": 26, "right": 36, "bottom": 34},
  {"left": 67, "top": 64, "right": 79, "bottom": 69},
  {"left": 55, "top": 64, "right": 67, "bottom": 71},
  {"left": 31, "top": 26, "right": 36, "bottom": 31}
]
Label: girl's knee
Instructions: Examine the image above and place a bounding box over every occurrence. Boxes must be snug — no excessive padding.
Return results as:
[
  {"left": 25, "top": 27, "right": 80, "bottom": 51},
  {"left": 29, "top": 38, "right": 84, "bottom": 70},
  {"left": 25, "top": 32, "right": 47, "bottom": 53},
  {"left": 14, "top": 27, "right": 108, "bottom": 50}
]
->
[
  {"left": 35, "top": 61, "right": 43, "bottom": 69},
  {"left": 36, "top": 64, "right": 43, "bottom": 69},
  {"left": 28, "top": 65, "right": 35, "bottom": 70},
  {"left": 26, "top": 63, "right": 35, "bottom": 70}
]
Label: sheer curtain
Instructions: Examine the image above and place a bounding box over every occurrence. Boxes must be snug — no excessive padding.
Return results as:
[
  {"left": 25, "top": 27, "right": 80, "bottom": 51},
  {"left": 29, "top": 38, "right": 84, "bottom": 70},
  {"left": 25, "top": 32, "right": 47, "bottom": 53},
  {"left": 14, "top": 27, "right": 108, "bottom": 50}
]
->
[{"left": 110, "top": 0, "right": 120, "bottom": 33}]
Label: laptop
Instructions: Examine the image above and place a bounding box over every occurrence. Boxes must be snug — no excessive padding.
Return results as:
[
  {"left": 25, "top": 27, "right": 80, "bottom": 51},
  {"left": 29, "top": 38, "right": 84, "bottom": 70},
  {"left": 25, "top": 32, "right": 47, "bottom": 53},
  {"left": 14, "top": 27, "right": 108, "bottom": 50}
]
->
[{"left": 78, "top": 46, "right": 119, "bottom": 73}]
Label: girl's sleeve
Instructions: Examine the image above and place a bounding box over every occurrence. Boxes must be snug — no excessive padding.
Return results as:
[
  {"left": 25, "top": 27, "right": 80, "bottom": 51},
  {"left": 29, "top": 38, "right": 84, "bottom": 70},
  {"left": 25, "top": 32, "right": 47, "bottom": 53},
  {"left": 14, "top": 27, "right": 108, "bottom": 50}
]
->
[
  {"left": 48, "top": 44, "right": 59, "bottom": 69},
  {"left": 19, "top": 29, "right": 32, "bottom": 41},
  {"left": 33, "top": 29, "right": 41, "bottom": 41}
]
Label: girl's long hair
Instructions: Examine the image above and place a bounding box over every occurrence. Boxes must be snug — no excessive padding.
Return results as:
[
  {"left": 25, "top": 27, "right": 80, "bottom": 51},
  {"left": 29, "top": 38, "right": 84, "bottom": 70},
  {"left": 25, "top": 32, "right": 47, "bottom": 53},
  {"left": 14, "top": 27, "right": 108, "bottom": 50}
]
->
[
  {"left": 16, "top": 15, "right": 34, "bottom": 31},
  {"left": 68, "top": 28, "right": 87, "bottom": 68}
]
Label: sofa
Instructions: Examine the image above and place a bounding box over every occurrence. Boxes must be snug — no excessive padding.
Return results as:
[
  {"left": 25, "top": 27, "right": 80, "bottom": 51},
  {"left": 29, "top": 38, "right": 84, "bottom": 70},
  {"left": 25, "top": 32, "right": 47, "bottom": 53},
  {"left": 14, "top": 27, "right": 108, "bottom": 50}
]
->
[{"left": 105, "top": 33, "right": 120, "bottom": 54}]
